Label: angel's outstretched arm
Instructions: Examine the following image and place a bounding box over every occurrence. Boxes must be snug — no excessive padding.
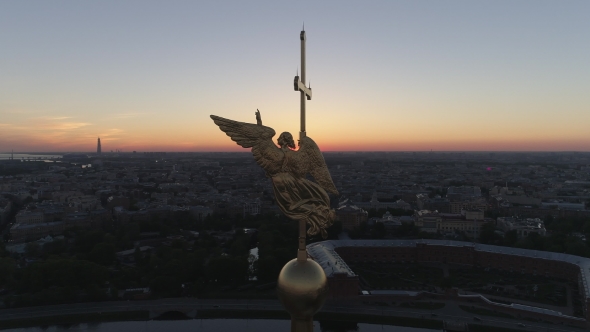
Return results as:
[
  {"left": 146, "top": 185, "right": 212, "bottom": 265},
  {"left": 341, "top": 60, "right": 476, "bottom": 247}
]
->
[{"left": 256, "top": 109, "right": 262, "bottom": 126}]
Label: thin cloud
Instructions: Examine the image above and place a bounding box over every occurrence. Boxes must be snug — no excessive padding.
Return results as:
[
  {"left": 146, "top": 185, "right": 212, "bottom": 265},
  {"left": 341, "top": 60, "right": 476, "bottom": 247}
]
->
[
  {"left": 100, "top": 128, "right": 124, "bottom": 137},
  {"left": 56, "top": 122, "right": 90, "bottom": 130},
  {"left": 0, "top": 124, "right": 29, "bottom": 131},
  {"left": 27, "top": 117, "right": 91, "bottom": 131},
  {"left": 112, "top": 112, "right": 151, "bottom": 119},
  {"left": 30, "top": 116, "right": 72, "bottom": 121},
  {"left": 39, "top": 122, "right": 91, "bottom": 130},
  {"left": 4, "top": 109, "right": 35, "bottom": 115}
]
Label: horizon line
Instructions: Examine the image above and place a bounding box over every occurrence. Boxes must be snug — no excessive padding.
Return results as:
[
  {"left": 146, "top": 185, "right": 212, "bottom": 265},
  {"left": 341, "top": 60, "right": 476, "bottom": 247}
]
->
[{"left": 3, "top": 150, "right": 590, "bottom": 154}]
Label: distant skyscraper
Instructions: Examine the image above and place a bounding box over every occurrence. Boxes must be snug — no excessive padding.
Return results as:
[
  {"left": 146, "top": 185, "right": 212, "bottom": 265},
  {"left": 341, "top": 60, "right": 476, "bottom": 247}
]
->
[{"left": 97, "top": 138, "right": 102, "bottom": 154}]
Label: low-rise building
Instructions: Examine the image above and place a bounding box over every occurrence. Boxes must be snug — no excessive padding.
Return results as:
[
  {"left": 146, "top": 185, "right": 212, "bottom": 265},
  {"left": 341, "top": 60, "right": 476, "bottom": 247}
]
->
[
  {"left": 243, "top": 200, "right": 261, "bottom": 217},
  {"left": 438, "top": 211, "right": 489, "bottom": 238},
  {"left": 372, "top": 211, "right": 402, "bottom": 231},
  {"left": 447, "top": 186, "right": 481, "bottom": 200},
  {"left": 336, "top": 204, "right": 368, "bottom": 231},
  {"left": 414, "top": 210, "right": 441, "bottom": 233},
  {"left": 189, "top": 205, "right": 212, "bottom": 220},
  {"left": 308, "top": 239, "right": 590, "bottom": 319},
  {"left": 417, "top": 194, "right": 450, "bottom": 213},
  {"left": 449, "top": 198, "right": 488, "bottom": 214},
  {"left": 497, "top": 216, "right": 547, "bottom": 238},
  {"left": 10, "top": 220, "right": 65, "bottom": 242},
  {"left": 67, "top": 195, "right": 101, "bottom": 212},
  {"left": 541, "top": 201, "right": 585, "bottom": 211},
  {"left": 415, "top": 209, "right": 491, "bottom": 237},
  {"left": 15, "top": 211, "right": 44, "bottom": 224}
]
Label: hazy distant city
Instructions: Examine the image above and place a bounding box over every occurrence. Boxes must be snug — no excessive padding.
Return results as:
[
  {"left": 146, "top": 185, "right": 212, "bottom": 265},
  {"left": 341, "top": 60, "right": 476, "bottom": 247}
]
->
[{"left": 1, "top": 149, "right": 590, "bottom": 330}]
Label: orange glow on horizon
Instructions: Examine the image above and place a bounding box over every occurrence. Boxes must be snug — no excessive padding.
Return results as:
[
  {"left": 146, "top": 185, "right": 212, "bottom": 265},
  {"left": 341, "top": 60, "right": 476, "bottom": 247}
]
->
[
  {"left": 4, "top": 138, "right": 588, "bottom": 153},
  {"left": 88, "top": 137, "right": 590, "bottom": 153},
  {"left": 2, "top": 102, "right": 590, "bottom": 153}
]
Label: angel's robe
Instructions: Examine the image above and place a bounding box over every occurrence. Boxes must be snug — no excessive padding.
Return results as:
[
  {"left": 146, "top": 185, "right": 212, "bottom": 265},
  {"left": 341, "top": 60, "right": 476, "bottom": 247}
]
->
[{"left": 271, "top": 149, "right": 334, "bottom": 238}]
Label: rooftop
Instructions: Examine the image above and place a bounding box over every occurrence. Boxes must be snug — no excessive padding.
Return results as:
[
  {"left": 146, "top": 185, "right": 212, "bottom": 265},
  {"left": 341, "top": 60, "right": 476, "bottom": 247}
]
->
[{"left": 307, "top": 239, "right": 590, "bottom": 301}]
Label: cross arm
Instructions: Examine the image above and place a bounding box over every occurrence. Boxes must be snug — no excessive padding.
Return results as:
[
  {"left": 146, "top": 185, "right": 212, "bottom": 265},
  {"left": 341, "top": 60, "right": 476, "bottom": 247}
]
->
[{"left": 293, "top": 75, "right": 312, "bottom": 100}]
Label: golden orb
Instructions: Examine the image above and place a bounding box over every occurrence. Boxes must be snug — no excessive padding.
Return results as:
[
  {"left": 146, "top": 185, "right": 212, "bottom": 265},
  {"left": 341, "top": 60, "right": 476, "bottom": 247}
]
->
[{"left": 277, "top": 258, "right": 328, "bottom": 329}]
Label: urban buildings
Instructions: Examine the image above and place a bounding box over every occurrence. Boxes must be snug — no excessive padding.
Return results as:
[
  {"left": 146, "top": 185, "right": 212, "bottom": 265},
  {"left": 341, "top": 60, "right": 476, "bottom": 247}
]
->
[
  {"left": 309, "top": 239, "right": 590, "bottom": 320},
  {"left": 336, "top": 203, "right": 368, "bottom": 231},
  {"left": 1, "top": 151, "right": 590, "bottom": 326},
  {"left": 497, "top": 216, "right": 547, "bottom": 238}
]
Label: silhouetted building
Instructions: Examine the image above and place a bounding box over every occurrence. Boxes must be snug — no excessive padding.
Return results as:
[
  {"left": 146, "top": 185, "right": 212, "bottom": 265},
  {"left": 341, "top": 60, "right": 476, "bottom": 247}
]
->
[
  {"left": 309, "top": 239, "right": 590, "bottom": 319},
  {"left": 336, "top": 203, "right": 368, "bottom": 231},
  {"left": 97, "top": 137, "right": 101, "bottom": 154},
  {"left": 447, "top": 185, "right": 481, "bottom": 201},
  {"left": 497, "top": 216, "right": 547, "bottom": 238},
  {"left": 417, "top": 194, "right": 451, "bottom": 213}
]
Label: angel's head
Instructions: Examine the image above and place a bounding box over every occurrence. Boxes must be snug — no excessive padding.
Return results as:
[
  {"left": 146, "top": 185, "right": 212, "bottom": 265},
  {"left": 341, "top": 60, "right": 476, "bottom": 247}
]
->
[{"left": 278, "top": 132, "right": 296, "bottom": 149}]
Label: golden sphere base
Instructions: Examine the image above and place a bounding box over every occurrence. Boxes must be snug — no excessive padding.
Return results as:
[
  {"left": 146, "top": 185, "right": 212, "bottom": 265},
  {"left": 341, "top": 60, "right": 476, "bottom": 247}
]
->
[{"left": 277, "top": 258, "right": 328, "bottom": 332}]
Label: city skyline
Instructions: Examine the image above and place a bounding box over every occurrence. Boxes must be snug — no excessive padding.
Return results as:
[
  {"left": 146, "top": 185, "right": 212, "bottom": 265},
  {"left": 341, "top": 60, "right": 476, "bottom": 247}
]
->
[{"left": 1, "top": 1, "right": 589, "bottom": 152}]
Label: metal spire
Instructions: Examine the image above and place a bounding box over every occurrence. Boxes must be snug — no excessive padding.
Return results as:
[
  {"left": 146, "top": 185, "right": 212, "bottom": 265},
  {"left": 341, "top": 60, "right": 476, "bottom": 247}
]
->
[{"left": 294, "top": 28, "right": 312, "bottom": 141}]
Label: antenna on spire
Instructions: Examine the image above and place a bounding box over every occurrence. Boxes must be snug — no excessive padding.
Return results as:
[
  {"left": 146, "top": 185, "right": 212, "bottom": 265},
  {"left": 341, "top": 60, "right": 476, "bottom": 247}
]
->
[
  {"left": 302, "top": 22, "right": 305, "bottom": 31},
  {"left": 297, "top": 67, "right": 298, "bottom": 76}
]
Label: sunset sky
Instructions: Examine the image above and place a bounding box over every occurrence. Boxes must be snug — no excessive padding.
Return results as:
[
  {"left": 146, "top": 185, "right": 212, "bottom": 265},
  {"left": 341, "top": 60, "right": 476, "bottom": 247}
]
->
[{"left": 1, "top": 1, "right": 589, "bottom": 152}]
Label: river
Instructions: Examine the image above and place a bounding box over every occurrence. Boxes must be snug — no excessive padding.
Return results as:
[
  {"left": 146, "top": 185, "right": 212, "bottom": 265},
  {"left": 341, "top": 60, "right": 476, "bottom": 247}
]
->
[{"left": 3, "top": 319, "right": 440, "bottom": 331}]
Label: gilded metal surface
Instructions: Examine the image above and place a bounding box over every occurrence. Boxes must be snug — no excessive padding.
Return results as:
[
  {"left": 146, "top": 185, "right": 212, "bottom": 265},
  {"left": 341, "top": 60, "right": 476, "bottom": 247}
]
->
[
  {"left": 276, "top": 258, "right": 328, "bottom": 321},
  {"left": 211, "top": 29, "right": 334, "bottom": 332},
  {"left": 210, "top": 111, "right": 338, "bottom": 238}
]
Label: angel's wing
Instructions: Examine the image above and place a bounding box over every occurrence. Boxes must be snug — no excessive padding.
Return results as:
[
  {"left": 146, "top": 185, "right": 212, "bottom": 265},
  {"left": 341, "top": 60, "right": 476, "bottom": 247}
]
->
[
  {"left": 210, "top": 115, "right": 283, "bottom": 173},
  {"left": 292, "top": 136, "right": 339, "bottom": 195}
]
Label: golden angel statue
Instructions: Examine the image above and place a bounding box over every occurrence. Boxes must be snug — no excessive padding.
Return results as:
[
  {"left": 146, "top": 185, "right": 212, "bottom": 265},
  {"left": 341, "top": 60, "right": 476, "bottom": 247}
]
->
[{"left": 210, "top": 110, "right": 338, "bottom": 238}]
